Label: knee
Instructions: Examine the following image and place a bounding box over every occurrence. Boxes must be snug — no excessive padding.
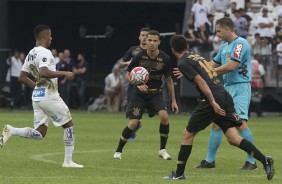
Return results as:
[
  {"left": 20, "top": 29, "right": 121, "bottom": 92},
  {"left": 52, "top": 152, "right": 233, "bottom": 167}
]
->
[
  {"left": 182, "top": 129, "right": 195, "bottom": 143},
  {"left": 62, "top": 121, "right": 73, "bottom": 129},
  {"left": 159, "top": 113, "right": 169, "bottom": 124},
  {"left": 237, "top": 121, "right": 248, "bottom": 131},
  {"left": 128, "top": 120, "right": 139, "bottom": 130},
  {"left": 227, "top": 137, "right": 241, "bottom": 147}
]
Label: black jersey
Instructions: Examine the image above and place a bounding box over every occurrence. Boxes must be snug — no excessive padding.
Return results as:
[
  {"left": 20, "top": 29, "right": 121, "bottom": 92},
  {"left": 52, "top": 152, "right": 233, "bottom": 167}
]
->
[
  {"left": 122, "top": 46, "right": 144, "bottom": 61},
  {"left": 177, "top": 52, "right": 225, "bottom": 98},
  {"left": 128, "top": 49, "right": 172, "bottom": 90}
]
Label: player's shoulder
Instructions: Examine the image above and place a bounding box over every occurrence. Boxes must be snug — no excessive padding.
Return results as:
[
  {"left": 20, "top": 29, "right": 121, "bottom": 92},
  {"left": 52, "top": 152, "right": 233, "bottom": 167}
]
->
[
  {"left": 32, "top": 46, "right": 52, "bottom": 56},
  {"left": 234, "top": 37, "right": 249, "bottom": 45},
  {"left": 128, "top": 45, "right": 141, "bottom": 52},
  {"left": 232, "top": 37, "right": 250, "bottom": 51}
]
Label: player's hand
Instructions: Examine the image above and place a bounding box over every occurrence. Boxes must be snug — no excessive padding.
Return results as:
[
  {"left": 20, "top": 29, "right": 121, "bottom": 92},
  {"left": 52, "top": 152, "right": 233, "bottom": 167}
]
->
[
  {"left": 171, "top": 100, "right": 179, "bottom": 114},
  {"left": 211, "top": 101, "right": 226, "bottom": 116},
  {"left": 65, "top": 72, "right": 75, "bottom": 80},
  {"left": 173, "top": 68, "right": 183, "bottom": 79},
  {"left": 137, "top": 84, "right": 148, "bottom": 92}
]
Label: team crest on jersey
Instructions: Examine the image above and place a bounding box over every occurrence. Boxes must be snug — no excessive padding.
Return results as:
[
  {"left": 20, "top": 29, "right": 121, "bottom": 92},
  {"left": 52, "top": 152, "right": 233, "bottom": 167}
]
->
[
  {"left": 133, "top": 107, "right": 140, "bottom": 116},
  {"left": 234, "top": 43, "right": 243, "bottom": 59},
  {"left": 227, "top": 54, "right": 231, "bottom": 59},
  {"left": 156, "top": 62, "right": 164, "bottom": 70},
  {"left": 42, "top": 57, "right": 47, "bottom": 62}
]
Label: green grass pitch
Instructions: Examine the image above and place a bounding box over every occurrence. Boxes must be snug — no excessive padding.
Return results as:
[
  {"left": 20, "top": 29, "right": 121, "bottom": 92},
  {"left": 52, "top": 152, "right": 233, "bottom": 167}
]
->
[{"left": 0, "top": 110, "right": 281, "bottom": 184}]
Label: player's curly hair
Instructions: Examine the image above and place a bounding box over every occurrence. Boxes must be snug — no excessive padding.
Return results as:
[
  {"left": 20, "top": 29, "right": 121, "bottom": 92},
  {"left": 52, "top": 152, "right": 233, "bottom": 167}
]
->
[{"left": 170, "top": 35, "right": 188, "bottom": 52}]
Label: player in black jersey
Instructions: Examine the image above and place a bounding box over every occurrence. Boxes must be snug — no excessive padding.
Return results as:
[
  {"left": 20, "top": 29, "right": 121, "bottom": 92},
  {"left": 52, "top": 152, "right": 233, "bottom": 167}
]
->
[
  {"left": 118, "top": 27, "right": 150, "bottom": 141},
  {"left": 163, "top": 35, "right": 274, "bottom": 180},
  {"left": 114, "top": 30, "right": 179, "bottom": 160}
]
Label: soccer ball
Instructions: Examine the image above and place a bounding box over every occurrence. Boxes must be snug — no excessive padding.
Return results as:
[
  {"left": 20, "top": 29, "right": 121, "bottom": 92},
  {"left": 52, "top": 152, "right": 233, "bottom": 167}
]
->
[{"left": 129, "top": 66, "right": 149, "bottom": 85}]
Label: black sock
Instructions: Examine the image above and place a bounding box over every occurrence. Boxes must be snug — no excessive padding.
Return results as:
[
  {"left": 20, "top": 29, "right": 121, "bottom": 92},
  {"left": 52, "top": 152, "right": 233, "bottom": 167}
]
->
[
  {"left": 160, "top": 136, "right": 168, "bottom": 150},
  {"left": 159, "top": 124, "right": 169, "bottom": 149},
  {"left": 176, "top": 145, "right": 192, "bottom": 176},
  {"left": 116, "top": 126, "right": 133, "bottom": 153},
  {"left": 239, "top": 139, "right": 266, "bottom": 165}
]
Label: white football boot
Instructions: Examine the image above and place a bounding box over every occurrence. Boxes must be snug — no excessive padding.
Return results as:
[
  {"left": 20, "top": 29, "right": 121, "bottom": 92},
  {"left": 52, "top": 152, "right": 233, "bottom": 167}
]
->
[
  {"left": 159, "top": 149, "right": 172, "bottom": 160},
  {"left": 0, "top": 125, "right": 13, "bottom": 147},
  {"left": 113, "top": 152, "right": 122, "bottom": 159},
  {"left": 62, "top": 161, "right": 84, "bottom": 168}
]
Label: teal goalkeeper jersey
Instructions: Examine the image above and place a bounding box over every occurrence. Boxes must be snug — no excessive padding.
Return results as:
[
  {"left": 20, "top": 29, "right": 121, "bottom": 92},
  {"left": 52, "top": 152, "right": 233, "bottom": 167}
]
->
[{"left": 213, "top": 37, "right": 252, "bottom": 86}]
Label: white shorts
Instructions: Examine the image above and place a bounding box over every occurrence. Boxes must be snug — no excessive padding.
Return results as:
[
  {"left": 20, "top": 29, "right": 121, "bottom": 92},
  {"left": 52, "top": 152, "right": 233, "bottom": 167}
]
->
[{"left": 32, "top": 97, "right": 72, "bottom": 129}]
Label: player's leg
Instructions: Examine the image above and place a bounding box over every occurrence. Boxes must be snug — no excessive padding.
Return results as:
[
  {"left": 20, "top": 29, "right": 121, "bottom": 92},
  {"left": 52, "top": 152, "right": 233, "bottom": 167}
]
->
[
  {"left": 196, "top": 122, "right": 222, "bottom": 168},
  {"left": 61, "top": 121, "right": 83, "bottom": 168},
  {"left": 127, "top": 84, "right": 142, "bottom": 142},
  {"left": 42, "top": 98, "right": 83, "bottom": 168},
  {"left": 224, "top": 127, "right": 274, "bottom": 180},
  {"left": 164, "top": 129, "right": 196, "bottom": 180},
  {"left": 114, "top": 119, "right": 140, "bottom": 159},
  {"left": 0, "top": 101, "right": 48, "bottom": 147},
  {"left": 157, "top": 110, "right": 171, "bottom": 160},
  {"left": 232, "top": 83, "right": 256, "bottom": 169},
  {"left": 164, "top": 104, "right": 214, "bottom": 180},
  {"left": 114, "top": 93, "right": 145, "bottom": 159},
  {"left": 148, "top": 93, "right": 171, "bottom": 160}
]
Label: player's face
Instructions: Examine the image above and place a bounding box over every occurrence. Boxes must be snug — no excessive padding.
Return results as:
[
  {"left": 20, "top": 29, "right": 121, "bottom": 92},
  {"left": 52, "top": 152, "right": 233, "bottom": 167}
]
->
[
  {"left": 139, "top": 31, "right": 149, "bottom": 46},
  {"left": 146, "top": 35, "right": 160, "bottom": 51},
  {"left": 44, "top": 29, "right": 52, "bottom": 48},
  {"left": 215, "top": 25, "right": 228, "bottom": 41}
]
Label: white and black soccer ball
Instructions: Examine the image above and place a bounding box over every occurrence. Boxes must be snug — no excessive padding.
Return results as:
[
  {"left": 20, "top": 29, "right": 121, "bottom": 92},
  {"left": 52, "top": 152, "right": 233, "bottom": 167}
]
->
[{"left": 129, "top": 66, "right": 149, "bottom": 85}]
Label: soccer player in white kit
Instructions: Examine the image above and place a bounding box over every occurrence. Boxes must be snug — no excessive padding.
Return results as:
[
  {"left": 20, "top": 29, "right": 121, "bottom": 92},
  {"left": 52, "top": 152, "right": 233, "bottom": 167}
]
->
[{"left": 0, "top": 24, "right": 83, "bottom": 168}]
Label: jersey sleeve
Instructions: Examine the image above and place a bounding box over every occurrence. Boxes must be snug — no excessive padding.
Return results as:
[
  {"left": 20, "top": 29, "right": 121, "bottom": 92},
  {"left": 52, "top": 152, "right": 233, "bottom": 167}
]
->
[
  {"left": 21, "top": 57, "right": 31, "bottom": 73},
  {"left": 127, "top": 52, "right": 141, "bottom": 72},
  {"left": 122, "top": 47, "right": 134, "bottom": 61},
  {"left": 230, "top": 40, "right": 249, "bottom": 63},
  {"left": 38, "top": 50, "right": 54, "bottom": 69}
]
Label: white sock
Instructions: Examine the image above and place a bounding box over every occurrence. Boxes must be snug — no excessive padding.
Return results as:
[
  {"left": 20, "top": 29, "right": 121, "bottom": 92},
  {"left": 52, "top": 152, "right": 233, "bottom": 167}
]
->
[
  {"left": 12, "top": 127, "right": 42, "bottom": 140},
  {"left": 64, "top": 127, "right": 75, "bottom": 163}
]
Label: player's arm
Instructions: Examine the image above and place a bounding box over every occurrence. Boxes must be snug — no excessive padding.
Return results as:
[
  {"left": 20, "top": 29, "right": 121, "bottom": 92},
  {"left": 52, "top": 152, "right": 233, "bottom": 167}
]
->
[
  {"left": 165, "top": 76, "right": 179, "bottom": 114},
  {"left": 19, "top": 71, "right": 36, "bottom": 89},
  {"left": 193, "top": 74, "right": 226, "bottom": 116},
  {"left": 40, "top": 67, "right": 74, "bottom": 80},
  {"left": 213, "top": 59, "right": 239, "bottom": 75},
  {"left": 119, "top": 60, "right": 131, "bottom": 69},
  {"left": 211, "top": 60, "right": 220, "bottom": 68},
  {"left": 126, "top": 71, "right": 131, "bottom": 81}
]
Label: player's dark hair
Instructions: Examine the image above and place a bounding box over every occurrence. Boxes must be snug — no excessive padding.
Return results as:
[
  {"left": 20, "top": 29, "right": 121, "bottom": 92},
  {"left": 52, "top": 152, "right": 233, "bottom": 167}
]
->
[
  {"left": 140, "top": 27, "right": 150, "bottom": 32},
  {"left": 34, "top": 24, "right": 50, "bottom": 39},
  {"left": 170, "top": 35, "right": 188, "bottom": 52},
  {"left": 216, "top": 17, "right": 234, "bottom": 31},
  {"left": 148, "top": 30, "right": 160, "bottom": 39}
]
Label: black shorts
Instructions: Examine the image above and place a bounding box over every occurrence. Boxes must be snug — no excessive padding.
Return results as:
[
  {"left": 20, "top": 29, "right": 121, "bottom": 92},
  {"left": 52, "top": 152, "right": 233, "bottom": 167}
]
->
[
  {"left": 126, "top": 90, "right": 167, "bottom": 119},
  {"left": 186, "top": 91, "right": 242, "bottom": 133}
]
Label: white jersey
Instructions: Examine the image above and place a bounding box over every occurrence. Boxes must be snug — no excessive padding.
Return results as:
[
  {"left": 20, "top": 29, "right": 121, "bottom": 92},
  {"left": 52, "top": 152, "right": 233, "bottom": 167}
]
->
[{"left": 21, "top": 46, "right": 59, "bottom": 101}]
